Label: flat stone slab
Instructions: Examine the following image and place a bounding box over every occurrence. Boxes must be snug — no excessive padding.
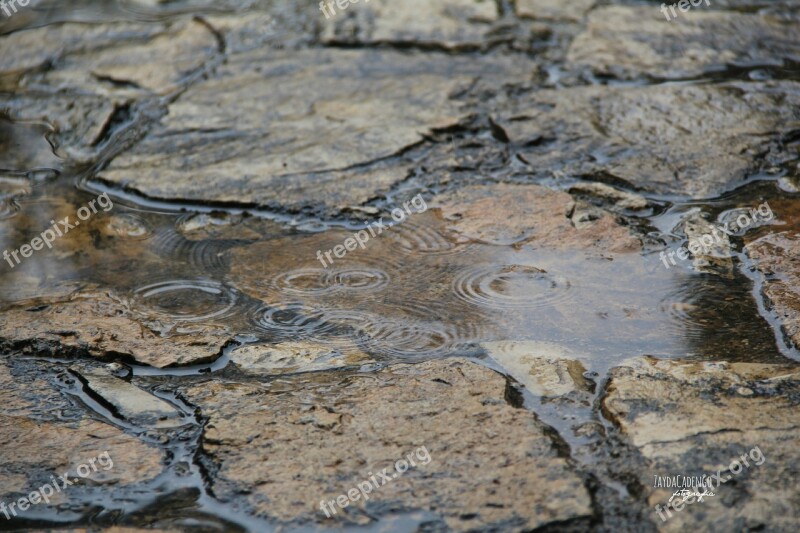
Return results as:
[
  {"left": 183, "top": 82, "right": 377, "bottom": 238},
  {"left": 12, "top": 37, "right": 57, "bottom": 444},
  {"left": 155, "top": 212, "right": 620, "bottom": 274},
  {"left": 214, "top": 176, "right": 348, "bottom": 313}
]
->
[
  {"left": 229, "top": 340, "right": 375, "bottom": 375},
  {"left": 744, "top": 200, "right": 800, "bottom": 349},
  {"left": 567, "top": 5, "right": 800, "bottom": 79},
  {"left": 0, "top": 359, "right": 164, "bottom": 510},
  {"left": 1, "top": 19, "right": 219, "bottom": 96},
  {"left": 603, "top": 357, "right": 800, "bottom": 531},
  {"left": 321, "top": 0, "right": 497, "bottom": 49},
  {"left": 99, "top": 48, "right": 534, "bottom": 212},
  {"left": 182, "top": 358, "right": 593, "bottom": 529},
  {"left": 0, "top": 292, "right": 232, "bottom": 368},
  {"left": 433, "top": 183, "right": 641, "bottom": 251},
  {"left": 495, "top": 82, "right": 800, "bottom": 198}
]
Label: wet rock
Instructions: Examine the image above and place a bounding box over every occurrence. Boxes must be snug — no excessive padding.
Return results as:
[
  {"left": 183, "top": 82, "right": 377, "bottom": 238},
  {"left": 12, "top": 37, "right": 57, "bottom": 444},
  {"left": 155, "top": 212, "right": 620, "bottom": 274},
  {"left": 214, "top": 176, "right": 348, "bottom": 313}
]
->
[
  {"left": 567, "top": 5, "right": 800, "bottom": 79},
  {"left": 176, "top": 212, "right": 267, "bottom": 241},
  {"left": 433, "top": 183, "right": 640, "bottom": 251},
  {"left": 183, "top": 358, "right": 593, "bottom": 529},
  {"left": 230, "top": 341, "right": 375, "bottom": 375},
  {"left": 496, "top": 82, "right": 800, "bottom": 198},
  {"left": 2, "top": 19, "right": 219, "bottom": 95},
  {"left": 2, "top": 93, "right": 124, "bottom": 157},
  {"left": 483, "top": 340, "right": 592, "bottom": 397},
  {"left": 0, "top": 359, "right": 165, "bottom": 510},
  {"left": 602, "top": 357, "right": 800, "bottom": 531},
  {"left": 681, "top": 212, "right": 734, "bottom": 277},
  {"left": 0, "top": 291, "right": 232, "bottom": 368},
  {"left": 745, "top": 231, "right": 800, "bottom": 349},
  {"left": 69, "top": 366, "right": 188, "bottom": 429},
  {"left": 321, "top": 0, "right": 498, "bottom": 49},
  {"left": 99, "top": 48, "right": 534, "bottom": 212},
  {"left": 569, "top": 182, "right": 649, "bottom": 212},
  {"left": 517, "top": 0, "right": 596, "bottom": 22}
]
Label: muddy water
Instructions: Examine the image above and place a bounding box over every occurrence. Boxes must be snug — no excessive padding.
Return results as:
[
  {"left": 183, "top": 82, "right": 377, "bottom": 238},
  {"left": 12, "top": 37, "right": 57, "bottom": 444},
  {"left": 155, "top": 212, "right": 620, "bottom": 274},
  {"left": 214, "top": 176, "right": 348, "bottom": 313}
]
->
[{"left": 2, "top": 1, "right": 800, "bottom": 531}]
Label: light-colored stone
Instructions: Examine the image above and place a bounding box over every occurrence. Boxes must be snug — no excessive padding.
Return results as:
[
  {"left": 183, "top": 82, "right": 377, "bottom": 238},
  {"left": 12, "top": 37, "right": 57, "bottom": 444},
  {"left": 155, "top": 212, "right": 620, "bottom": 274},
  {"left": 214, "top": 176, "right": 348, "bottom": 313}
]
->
[
  {"left": 70, "top": 367, "right": 188, "bottom": 429},
  {"left": 230, "top": 341, "right": 375, "bottom": 375},
  {"left": 567, "top": 5, "right": 800, "bottom": 79},
  {"left": 517, "top": 0, "right": 596, "bottom": 21},
  {"left": 433, "top": 183, "right": 640, "bottom": 251},
  {"left": 0, "top": 361, "right": 164, "bottom": 507},
  {"left": 603, "top": 357, "right": 800, "bottom": 532},
  {"left": 100, "top": 48, "right": 533, "bottom": 212},
  {"left": 681, "top": 211, "right": 734, "bottom": 277},
  {"left": 0, "top": 291, "right": 232, "bottom": 368},
  {"left": 322, "top": 0, "right": 497, "bottom": 49},
  {"left": 495, "top": 83, "right": 800, "bottom": 198},
  {"left": 569, "top": 182, "right": 649, "bottom": 211},
  {"left": 484, "top": 340, "right": 591, "bottom": 396}
]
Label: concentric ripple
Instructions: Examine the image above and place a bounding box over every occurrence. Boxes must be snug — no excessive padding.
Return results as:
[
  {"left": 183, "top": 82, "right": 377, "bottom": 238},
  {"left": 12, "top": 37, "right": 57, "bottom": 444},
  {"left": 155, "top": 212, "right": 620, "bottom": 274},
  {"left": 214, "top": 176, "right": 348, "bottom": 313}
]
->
[
  {"left": 132, "top": 279, "right": 237, "bottom": 323},
  {"left": 323, "top": 267, "right": 390, "bottom": 292},
  {"left": 248, "top": 302, "right": 338, "bottom": 338},
  {"left": 452, "top": 264, "right": 573, "bottom": 310},
  {"left": 151, "top": 228, "right": 233, "bottom": 273},
  {"left": 658, "top": 286, "right": 705, "bottom": 342},
  {"left": 355, "top": 315, "right": 461, "bottom": 360},
  {"left": 384, "top": 218, "right": 465, "bottom": 256},
  {"left": 267, "top": 266, "right": 390, "bottom": 296}
]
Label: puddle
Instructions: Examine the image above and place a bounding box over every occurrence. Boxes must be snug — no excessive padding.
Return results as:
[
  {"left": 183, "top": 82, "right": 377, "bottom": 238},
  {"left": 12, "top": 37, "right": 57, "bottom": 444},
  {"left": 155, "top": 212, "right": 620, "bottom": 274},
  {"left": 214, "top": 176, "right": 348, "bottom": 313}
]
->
[{"left": 1, "top": 2, "right": 800, "bottom": 529}]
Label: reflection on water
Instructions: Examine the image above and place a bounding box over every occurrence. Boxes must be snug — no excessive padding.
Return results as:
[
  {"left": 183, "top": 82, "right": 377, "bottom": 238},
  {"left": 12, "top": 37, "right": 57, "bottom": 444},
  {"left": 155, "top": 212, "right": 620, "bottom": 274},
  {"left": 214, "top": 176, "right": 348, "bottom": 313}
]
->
[{"left": 0, "top": 175, "right": 787, "bottom": 375}]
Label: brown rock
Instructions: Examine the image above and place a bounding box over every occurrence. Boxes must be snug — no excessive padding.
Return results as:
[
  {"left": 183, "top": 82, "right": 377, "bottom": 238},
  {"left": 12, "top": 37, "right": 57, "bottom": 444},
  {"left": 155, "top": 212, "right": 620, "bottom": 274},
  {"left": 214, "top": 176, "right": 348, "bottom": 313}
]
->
[
  {"left": 567, "top": 5, "right": 800, "bottom": 79},
  {"left": 517, "top": 0, "right": 596, "bottom": 22},
  {"left": 0, "top": 360, "right": 164, "bottom": 510},
  {"left": 230, "top": 341, "right": 375, "bottom": 375},
  {"left": 433, "top": 183, "right": 640, "bottom": 251},
  {"left": 483, "top": 340, "right": 592, "bottom": 397},
  {"left": 603, "top": 357, "right": 800, "bottom": 531},
  {"left": 745, "top": 231, "right": 800, "bottom": 349},
  {"left": 496, "top": 83, "right": 800, "bottom": 198},
  {"left": 322, "top": 0, "right": 498, "bottom": 49},
  {"left": 99, "top": 48, "right": 534, "bottom": 212},
  {"left": 183, "top": 358, "right": 593, "bottom": 529},
  {"left": 0, "top": 291, "right": 232, "bottom": 368}
]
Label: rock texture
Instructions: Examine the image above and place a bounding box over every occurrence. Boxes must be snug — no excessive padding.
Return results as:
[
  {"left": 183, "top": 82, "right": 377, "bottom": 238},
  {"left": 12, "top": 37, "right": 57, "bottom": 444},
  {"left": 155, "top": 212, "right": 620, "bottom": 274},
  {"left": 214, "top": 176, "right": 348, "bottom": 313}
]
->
[
  {"left": 183, "top": 358, "right": 593, "bottom": 529},
  {"left": 433, "top": 183, "right": 640, "bottom": 251},
  {"left": 603, "top": 357, "right": 800, "bottom": 531},
  {"left": 229, "top": 341, "right": 375, "bottom": 375},
  {"left": 322, "top": 0, "right": 498, "bottom": 49},
  {"left": 745, "top": 202, "right": 800, "bottom": 350},
  {"left": 0, "top": 359, "right": 164, "bottom": 511},
  {"left": 99, "top": 48, "right": 534, "bottom": 212},
  {"left": 0, "top": 291, "right": 232, "bottom": 368},
  {"left": 496, "top": 83, "right": 800, "bottom": 198},
  {"left": 567, "top": 5, "right": 800, "bottom": 79}
]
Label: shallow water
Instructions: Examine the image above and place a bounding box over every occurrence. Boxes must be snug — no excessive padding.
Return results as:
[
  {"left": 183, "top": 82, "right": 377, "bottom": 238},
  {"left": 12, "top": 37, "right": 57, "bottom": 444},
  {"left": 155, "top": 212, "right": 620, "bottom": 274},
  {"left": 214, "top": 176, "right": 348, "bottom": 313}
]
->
[{"left": 2, "top": 0, "right": 800, "bottom": 530}]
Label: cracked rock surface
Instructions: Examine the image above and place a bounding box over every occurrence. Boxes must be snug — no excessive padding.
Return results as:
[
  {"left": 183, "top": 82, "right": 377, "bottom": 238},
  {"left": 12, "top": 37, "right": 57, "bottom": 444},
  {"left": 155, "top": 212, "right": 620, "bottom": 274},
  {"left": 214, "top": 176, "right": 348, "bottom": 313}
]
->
[{"left": 182, "top": 358, "right": 593, "bottom": 529}]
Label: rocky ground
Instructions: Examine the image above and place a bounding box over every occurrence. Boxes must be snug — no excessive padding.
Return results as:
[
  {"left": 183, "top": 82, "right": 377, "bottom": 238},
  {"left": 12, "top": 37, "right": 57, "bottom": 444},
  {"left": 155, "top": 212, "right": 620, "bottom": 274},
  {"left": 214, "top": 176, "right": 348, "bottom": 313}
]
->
[{"left": 1, "top": 0, "right": 800, "bottom": 531}]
